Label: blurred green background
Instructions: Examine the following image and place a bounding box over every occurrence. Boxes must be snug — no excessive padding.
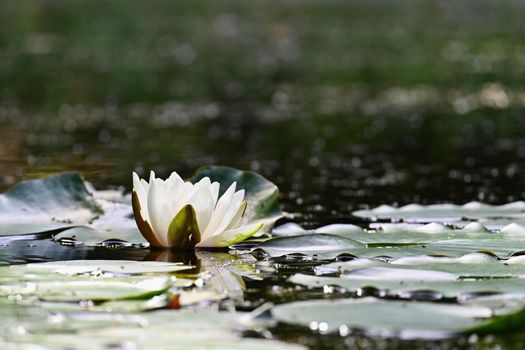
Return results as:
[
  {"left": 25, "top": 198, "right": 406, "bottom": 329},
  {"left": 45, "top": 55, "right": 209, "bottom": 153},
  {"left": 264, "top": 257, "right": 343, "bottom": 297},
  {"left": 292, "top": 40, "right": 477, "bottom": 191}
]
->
[{"left": 1, "top": 0, "right": 525, "bottom": 226}]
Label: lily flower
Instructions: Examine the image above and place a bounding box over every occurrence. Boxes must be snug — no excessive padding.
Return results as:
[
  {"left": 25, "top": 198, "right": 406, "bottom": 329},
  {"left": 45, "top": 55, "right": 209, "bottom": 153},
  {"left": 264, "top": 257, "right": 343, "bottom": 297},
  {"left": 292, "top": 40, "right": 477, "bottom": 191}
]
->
[{"left": 132, "top": 171, "right": 263, "bottom": 248}]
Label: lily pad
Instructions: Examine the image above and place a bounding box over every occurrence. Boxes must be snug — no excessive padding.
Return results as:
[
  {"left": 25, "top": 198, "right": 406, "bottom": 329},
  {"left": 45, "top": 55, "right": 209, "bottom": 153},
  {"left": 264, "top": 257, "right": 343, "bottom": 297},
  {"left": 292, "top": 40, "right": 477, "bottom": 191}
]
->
[
  {"left": 352, "top": 201, "right": 525, "bottom": 225},
  {"left": 271, "top": 223, "right": 365, "bottom": 238},
  {"left": 8, "top": 260, "right": 194, "bottom": 275},
  {"left": 316, "top": 254, "right": 525, "bottom": 277},
  {"left": 42, "top": 278, "right": 169, "bottom": 302},
  {"left": 0, "top": 173, "right": 148, "bottom": 247},
  {"left": 0, "top": 260, "right": 195, "bottom": 301},
  {"left": 253, "top": 234, "right": 365, "bottom": 257},
  {"left": 191, "top": 166, "right": 283, "bottom": 232},
  {"left": 0, "top": 173, "right": 102, "bottom": 236},
  {"left": 53, "top": 226, "right": 147, "bottom": 247},
  {"left": 293, "top": 253, "right": 525, "bottom": 299},
  {"left": 272, "top": 222, "right": 524, "bottom": 246},
  {"left": 271, "top": 297, "right": 525, "bottom": 338},
  {"left": 289, "top": 273, "right": 525, "bottom": 299},
  {"left": 52, "top": 189, "right": 146, "bottom": 246},
  {"left": 40, "top": 294, "right": 171, "bottom": 312},
  {"left": 40, "top": 290, "right": 226, "bottom": 313},
  {"left": 0, "top": 307, "right": 306, "bottom": 350},
  {"left": 255, "top": 221, "right": 525, "bottom": 259}
]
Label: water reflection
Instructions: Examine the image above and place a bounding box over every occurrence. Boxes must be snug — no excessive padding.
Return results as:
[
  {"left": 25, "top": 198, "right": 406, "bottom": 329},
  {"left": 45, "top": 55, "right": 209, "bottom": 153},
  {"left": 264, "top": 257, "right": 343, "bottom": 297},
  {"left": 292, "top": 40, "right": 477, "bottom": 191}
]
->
[
  {"left": 0, "top": 239, "right": 91, "bottom": 264},
  {"left": 144, "top": 249, "right": 201, "bottom": 274}
]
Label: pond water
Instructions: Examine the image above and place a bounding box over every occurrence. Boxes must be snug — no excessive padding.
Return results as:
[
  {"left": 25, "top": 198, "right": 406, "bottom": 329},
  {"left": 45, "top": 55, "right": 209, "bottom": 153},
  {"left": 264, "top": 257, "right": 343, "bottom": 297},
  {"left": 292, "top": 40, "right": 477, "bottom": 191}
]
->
[
  {"left": 2, "top": 1, "right": 525, "bottom": 349},
  {"left": 2, "top": 111, "right": 525, "bottom": 349}
]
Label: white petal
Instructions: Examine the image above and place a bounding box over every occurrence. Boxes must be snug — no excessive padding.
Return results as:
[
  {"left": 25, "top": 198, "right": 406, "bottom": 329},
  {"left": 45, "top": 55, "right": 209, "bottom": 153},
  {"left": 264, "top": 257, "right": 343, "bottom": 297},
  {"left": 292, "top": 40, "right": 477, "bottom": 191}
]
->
[
  {"left": 165, "top": 181, "right": 188, "bottom": 216},
  {"left": 132, "top": 172, "right": 141, "bottom": 190},
  {"left": 133, "top": 173, "right": 149, "bottom": 195},
  {"left": 209, "top": 181, "right": 220, "bottom": 206},
  {"left": 209, "top": 189, "right": 245, "bottom": 237},
  {"left": 197, "top": 223, "right": 262, "bottom": 248},
  {"left": 167, "top": 171, "right": 183, "bottom": 184},
  {"left": 147, "top": 179, "right": 169, "bottom": 246},
  {"left": 226, "top": 200, "right": 246, "bottom": 230},
  {"left": 133, "top": 172, "right": 149, "bottom": 221},
  {"left": 187, "top": 184, "right": 214, "bottom": 232},
  {"left": 157, "top": 202, "right": 174, "bottom": 245},
  {"left": 202, "top": 182, "right": 237, "bottom": 238},
  {"left": 197, "top": 177, "right": 211, "bottom": 187},
  {"left": 180, "top": 182, "right": 197, "bottom": 207}
]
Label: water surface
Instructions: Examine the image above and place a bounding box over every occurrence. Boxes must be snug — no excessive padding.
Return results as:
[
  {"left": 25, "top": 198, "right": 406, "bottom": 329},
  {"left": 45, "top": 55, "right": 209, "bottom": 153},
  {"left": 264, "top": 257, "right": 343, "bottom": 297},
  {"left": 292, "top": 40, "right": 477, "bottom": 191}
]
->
[{"left": 1, "top": 1, "right": 525, "bottom": 349}]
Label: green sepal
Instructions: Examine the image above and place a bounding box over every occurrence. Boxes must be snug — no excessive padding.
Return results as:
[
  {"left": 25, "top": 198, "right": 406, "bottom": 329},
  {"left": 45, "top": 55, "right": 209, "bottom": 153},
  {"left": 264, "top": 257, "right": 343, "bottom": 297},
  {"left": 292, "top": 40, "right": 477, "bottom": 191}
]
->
[{"left": 167, "top": 205, "right": 201, "bottom": 249}]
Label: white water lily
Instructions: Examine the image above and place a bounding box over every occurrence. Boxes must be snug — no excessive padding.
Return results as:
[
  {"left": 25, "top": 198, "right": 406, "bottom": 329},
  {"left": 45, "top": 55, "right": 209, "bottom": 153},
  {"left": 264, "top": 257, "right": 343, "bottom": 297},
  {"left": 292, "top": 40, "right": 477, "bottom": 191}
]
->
[{"left": 132, "top": 171, "right": 263, "bottom": 248}]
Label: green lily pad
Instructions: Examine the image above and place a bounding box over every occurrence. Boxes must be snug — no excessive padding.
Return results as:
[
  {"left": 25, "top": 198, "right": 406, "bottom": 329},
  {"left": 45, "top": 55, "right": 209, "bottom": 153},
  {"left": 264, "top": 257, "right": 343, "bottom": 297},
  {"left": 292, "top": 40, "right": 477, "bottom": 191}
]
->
[
  {"left": 353, "top": 223, "right": 525, "bottom": 259},
  {"left": 353, "top": 201, "right": 525, "bottom": 224},
  {"left": 345, "top": 223, "right": 501, "bottom": 245},
  {"left": 53, "top": 226, "right": 147, "bottom": 247},
  {"left": 271, "top": 297, "right": 525, "bottom": 337},
  {"left": 255, "top": 221, "right": 525, "bottom": 259},
  {"left": 40, "top": 294, "right": 171, "bottom": 312},
  {"left": 289, "top": 253, "right": 525, "bottom": 299},
  {"left": 271, "top": 222, "right": 309, "bottom": 237},
  {"left": 273, "top": 222, "right": 525, "bottom": 246},
  {"left": 9, "top": 260, "right": 194, "bottom": 275},
  {"left": 36, "top": 278, "right": 170, "bottom": 302},
  {"left": 0, "top": 260, "right": 195, "bottom": 302},
  {"left": 0, "top": 173, "right": 102, "bottom": 236},
  {"left": 271, "top": 223, "right": 365, "bottom": 237},
  {"left": 458, "top": 294, "right": 525, "bottom": 315},
  {"left": 39, "top": 290, "right": 226, "bottom": 313},
  {"left": 0, "top": 307, "right": 306, "bottom": 350},
  {"left": 316, "top": 253, "right": 525, "bottom": 277},
  {"left": 191, "top": 166, "right": 283, "bottom": 232},
  {"left": 0, "top": 173, "right": 148, "bottom": 247},
  {"left": 51, "top": 188, "right": 145, "bottom": 246},
  {"left": 289, "top": 273, "right": 525, "bottom": 299},
  {"left": 253, "top": 234, "right": 365, "bottom": 257},
  {"left": 0, "top": 254, "right": 306, "bottom": 349},
  {"left": 0, "top": 275, "right": 172, "bottom": 301}
]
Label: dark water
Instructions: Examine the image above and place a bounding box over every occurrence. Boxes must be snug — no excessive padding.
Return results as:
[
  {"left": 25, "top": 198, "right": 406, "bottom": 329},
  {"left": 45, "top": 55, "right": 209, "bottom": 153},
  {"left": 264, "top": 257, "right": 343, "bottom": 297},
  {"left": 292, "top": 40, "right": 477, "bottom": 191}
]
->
[
  {"left": 1, "top": 1, "right": 525, "bottom": 349},
  {"left": 2, "top": 111, "right": 525, "bottom": 228}
]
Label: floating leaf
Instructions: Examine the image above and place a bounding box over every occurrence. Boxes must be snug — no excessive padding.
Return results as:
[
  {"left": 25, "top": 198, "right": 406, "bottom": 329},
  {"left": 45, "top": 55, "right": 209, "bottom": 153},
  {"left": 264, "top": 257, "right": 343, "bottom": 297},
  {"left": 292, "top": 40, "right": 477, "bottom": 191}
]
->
[
  {"left": 1, "top": 276, "right": 172, "bottom": 301},
  {"left": 0, "top": 173, "right": 147, "bottom": 247},
  {"left": 0, "top": 307, "right": 306, "bottom": 350},
  {"left": 191, "top": 166, "right": 283, "bottom": 232},
  {"left": 316, "top": 253, "right": 525, "bottom": 277},
  {"left": 53, "top": 227, "right": 147, "bottom": 247},
  {"left": 0, "top": 173, "right": 102, "bottom": 236},
  {"left": 271, "top": 297, "right": 525, "bottom": 338},
  {"left": 353, "top": 201, "right": 525, "bottom": 225},
  {"left": 40, "top": 294, "right": 171, "bottom": 313},
  {"left": 289, "top": 273, "right": 525, "bottom": 299},
  {"left": 40, "top": 290, "right": 226, "bottom": 313},
  {"left": 0, "top": 260, "right": 194, "bottom": 301},
  {"left": 271, "top": 223, "right": 308, "bottom": 237},
  {"left": 9, "top": 260, "right": 194, "bottom": 275},
  {"left": 271, "top": 223, "right": 365, "bottom": 238},
  {"left": 291, "top": 253, "right": 525, "bottom": 299},
  {"left": 256, "top": 222, "right": 525, "bottom": 259},
  {"left": 253, "top": 234, "right": 365, "bottom": 257}
]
